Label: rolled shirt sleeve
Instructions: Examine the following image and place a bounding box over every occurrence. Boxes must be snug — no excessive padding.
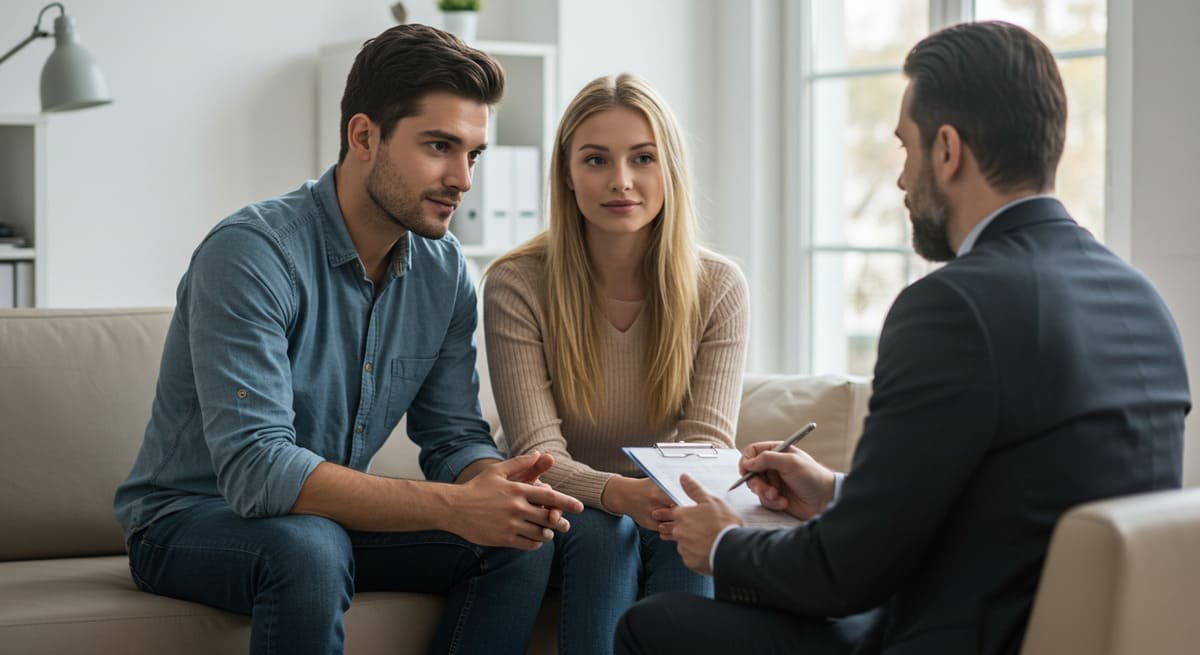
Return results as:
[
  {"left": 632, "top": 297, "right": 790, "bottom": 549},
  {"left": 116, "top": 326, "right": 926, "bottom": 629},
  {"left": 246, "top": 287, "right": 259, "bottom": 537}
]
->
[
  {"left": 114, "top": 169, "right": 505, "bottom": 538},
  {"left": 186, "top": 225, "right": 325, "bottom": 518}
]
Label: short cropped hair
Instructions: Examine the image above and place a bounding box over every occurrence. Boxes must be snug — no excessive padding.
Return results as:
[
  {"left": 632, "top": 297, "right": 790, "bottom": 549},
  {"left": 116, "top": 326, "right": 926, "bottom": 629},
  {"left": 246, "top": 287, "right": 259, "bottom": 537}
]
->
[
  {"left": 337, "top": 23, "right": 504, "bottom": 163},
  {"left": 903, "top": 21, "right": 1067, "bottom": 192}
]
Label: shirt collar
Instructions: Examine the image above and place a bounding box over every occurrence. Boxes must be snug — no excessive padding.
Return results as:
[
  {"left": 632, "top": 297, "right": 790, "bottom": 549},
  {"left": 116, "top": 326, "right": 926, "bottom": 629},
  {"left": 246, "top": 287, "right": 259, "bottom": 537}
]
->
[
  {"left": 390, "top": 233, "right": 412, "bottom": 278},
  {"left": 313, "top": 164, "right": 412, "bottom": 278},
  {"left": 956, "top": 194, "right": 1056, "bottom": 257}
]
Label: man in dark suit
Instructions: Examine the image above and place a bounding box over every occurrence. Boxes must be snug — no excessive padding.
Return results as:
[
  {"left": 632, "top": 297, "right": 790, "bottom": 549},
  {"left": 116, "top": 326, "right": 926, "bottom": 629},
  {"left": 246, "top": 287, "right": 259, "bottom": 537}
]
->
[{"left": 615, "top": 21, "right": 1191, "bottom": 655}]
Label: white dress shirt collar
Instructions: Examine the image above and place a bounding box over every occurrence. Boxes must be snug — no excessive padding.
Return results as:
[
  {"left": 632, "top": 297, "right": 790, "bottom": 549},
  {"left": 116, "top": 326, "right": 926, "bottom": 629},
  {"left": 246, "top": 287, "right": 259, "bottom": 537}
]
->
[{"left": 956, "top": 194, "right": 1056, "bottom": 257}]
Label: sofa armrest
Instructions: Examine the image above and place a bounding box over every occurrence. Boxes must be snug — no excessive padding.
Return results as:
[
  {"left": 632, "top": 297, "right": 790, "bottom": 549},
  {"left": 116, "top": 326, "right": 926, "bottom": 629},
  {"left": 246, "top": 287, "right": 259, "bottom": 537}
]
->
[{"left": 1021, "top": 488, "right": 1200, "bottom": 655}]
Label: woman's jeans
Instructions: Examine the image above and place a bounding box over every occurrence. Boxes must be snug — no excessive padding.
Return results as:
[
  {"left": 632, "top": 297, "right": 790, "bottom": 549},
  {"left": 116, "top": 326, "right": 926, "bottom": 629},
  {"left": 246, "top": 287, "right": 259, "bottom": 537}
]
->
[
  {"left": 126, "top": 498, "right": 553, "bottom": 655},
  {"left": 552, "top": 507, "right": 713, "bottom": 655}
]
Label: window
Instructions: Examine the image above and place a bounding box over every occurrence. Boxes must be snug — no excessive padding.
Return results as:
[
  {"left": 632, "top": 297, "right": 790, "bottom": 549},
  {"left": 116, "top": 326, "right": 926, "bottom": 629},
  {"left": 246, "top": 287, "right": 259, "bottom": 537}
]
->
[
  {"left": 974, "top": 0, "right": 1107, "bottom": 237},
  {"left": 794, "top": 0, "right": 1107, "bottom": 376}
]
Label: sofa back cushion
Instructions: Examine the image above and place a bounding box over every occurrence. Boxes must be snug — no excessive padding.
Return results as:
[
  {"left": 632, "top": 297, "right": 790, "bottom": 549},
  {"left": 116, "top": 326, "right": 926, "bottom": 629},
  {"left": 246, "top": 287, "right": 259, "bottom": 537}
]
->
[
  {"left": 0, "top": 308, "right": 173, "bottom": 561},
  {"left": 736, "top": 374, "right": 872, "bottom": 471},
  {"left": 371, "top": 373, "right": 873, "bottom": 480},
  {"left": 0, "top": 305, "right": 872, "bottom": 561}
]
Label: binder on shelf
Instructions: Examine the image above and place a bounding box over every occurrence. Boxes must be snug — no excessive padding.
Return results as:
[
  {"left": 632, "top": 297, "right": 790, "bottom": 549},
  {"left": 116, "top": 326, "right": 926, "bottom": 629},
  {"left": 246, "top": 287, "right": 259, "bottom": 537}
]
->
[
  {"left": 15, "top": 261, "right": 33, "bottom": 307},
  {"left": 512, "top": 146, "right": 541, "bottom": 244},
  {"left": 483, "top": 146, "right": 515, "bottom": 249},
  {"left": 454, "top": 146, "right": 515, "bottom": 250},
  {"left": 452, "top": 190, "right": 486, "bottom": 247},
  {"left": 0, "top": 263, "right": 14, "bottom": 308}
]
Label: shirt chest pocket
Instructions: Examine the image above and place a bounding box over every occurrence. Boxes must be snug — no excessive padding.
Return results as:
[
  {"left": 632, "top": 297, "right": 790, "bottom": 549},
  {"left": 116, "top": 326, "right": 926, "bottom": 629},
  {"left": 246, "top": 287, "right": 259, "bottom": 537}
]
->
[{"left": 385, "top": 356, "right": 438, "bottom": 426}]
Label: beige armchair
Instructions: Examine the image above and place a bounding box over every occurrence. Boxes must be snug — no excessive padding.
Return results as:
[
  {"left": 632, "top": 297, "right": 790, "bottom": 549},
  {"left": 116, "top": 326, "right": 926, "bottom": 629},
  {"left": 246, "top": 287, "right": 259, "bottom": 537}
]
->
[{"left": 1021, "top": 487, "right": 1200, "bottom": 654}]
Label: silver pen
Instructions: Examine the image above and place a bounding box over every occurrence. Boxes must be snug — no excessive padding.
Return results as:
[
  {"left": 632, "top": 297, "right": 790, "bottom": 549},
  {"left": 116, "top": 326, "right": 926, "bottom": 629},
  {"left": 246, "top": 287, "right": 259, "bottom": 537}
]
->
[{"left": 728, "top": 422, "right": 818, "bottom": 491}]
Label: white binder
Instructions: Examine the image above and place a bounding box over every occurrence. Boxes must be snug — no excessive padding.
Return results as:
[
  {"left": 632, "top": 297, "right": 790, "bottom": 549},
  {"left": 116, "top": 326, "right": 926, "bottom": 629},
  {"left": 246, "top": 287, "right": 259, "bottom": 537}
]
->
[
  {"left": 454, "top": 146, "right": 515, "bottom": 250},
  {"left": 0, "top": 263, "right": 14, "bottom": 308},
  {"left": 511, "top": 146, "right": 541, "bottom": 244},
  {"left": 15, "top": 261, "right": 34, "bottom": 307}
]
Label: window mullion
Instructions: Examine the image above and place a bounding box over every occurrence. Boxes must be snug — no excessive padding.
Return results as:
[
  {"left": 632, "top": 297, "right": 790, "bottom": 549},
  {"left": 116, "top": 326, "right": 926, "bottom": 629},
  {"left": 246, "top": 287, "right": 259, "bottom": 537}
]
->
[
  {"left": 788, "top": 0, "right": 815, "bottom": 374},
  {"left": 930, "top": 0, "right": 974, "bottom": 30}
]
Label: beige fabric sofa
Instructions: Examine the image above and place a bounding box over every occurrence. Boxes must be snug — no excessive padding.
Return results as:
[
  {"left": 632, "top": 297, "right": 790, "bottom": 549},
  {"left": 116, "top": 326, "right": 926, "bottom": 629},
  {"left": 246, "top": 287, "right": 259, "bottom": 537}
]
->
[
  {"left": 3, "top": 308, "right": 1195, "bottom": 654},
  {"left": 0, "top": 308, "right": 870, "bottom": 654}
]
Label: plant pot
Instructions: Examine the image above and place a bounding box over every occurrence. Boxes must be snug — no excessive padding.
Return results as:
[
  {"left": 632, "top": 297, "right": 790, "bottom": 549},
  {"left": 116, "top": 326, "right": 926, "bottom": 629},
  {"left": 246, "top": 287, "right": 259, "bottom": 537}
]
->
[{"left": 441, "top": 11, "right": 478, "bottom": 42}]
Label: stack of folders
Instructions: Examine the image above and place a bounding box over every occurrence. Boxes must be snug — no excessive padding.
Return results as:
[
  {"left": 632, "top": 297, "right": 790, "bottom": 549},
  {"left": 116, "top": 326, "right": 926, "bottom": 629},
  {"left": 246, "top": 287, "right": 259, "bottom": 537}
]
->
[
  {"left": 454, "top": 145, "right": 541, "bottom": 250},
  {"left": 0, "top": 260, "right": 34, "bottom": 308}
]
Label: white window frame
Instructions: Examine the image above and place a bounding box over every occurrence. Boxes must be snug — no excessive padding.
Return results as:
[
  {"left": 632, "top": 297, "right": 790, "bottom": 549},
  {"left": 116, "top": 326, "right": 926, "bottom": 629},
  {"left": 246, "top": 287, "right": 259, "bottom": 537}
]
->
[{"left": 783, "top": 0, "right": 1111, "bottom": 375}]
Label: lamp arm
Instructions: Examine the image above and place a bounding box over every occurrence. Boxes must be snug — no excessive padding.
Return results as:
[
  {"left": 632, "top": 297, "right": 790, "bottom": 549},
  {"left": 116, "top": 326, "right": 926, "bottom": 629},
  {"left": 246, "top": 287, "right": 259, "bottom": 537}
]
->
[
  {"left": 0, "top": 29, "right": 50, "bottom": 67},
  {"left": 0, "top": 3, "right": 66, "bottom": 66}
]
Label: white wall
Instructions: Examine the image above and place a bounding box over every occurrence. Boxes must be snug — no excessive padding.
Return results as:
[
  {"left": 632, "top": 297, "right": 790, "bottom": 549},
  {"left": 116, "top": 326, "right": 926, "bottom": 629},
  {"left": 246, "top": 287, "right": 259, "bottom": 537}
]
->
[
  {"left": 556, "top": 0, "right": 719, "bottom": 237},
  {"left": 1120, "top": 1, "right": 1200, "bottom": 484},
  {"left": 0, "top": 0, "right": 447, "bottom": 307},
  {"left": 0, "top": 0, "right": 722, "bottom": 310},
  {"left": 2, "top": 2, "right": 1195, "bottom": 479},
  {"left": 556, "top": 0, "right": 793, "bottom": 373}
]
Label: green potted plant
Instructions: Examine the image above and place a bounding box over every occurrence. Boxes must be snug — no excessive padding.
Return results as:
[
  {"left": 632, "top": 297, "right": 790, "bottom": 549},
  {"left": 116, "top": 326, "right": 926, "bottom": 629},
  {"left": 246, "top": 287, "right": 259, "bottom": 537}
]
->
[{"left": 438, "top": 0, "right": 480, "bottom": 42}]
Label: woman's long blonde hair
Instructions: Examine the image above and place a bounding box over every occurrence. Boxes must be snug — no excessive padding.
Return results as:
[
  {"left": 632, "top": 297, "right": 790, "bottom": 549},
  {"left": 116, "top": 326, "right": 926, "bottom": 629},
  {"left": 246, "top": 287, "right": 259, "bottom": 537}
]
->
[{"left": 488, "top": 73, "right": 701, "bottom": 426}]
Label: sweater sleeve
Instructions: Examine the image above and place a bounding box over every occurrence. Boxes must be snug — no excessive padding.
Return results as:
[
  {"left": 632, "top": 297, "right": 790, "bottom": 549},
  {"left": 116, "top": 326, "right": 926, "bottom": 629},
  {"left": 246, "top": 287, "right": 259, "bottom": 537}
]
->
[
  {"left": 675, "top": 259, "right": 750, "bottom": 448},
  {"left": 483, "top": 262, "right": 617, "bottom": 508}
]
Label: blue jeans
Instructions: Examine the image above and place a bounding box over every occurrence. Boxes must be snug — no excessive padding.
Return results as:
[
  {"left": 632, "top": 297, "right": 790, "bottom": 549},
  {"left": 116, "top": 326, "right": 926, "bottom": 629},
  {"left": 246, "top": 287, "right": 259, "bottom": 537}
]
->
[
  {"left": 553, "top": 507, "right": 713, "bottom": 655},
  {"left": 126, "top": 498, "right": 552, "bottom": 655}
]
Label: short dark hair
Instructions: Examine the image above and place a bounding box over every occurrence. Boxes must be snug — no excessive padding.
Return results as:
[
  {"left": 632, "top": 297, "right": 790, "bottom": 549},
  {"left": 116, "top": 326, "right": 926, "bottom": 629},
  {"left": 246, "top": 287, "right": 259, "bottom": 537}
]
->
[
  {"left": 338, "top": 24, "right": 505, "bottom": 163},
  {"left": 903, "top": 21, "right": 1067, "bottom": 192}
]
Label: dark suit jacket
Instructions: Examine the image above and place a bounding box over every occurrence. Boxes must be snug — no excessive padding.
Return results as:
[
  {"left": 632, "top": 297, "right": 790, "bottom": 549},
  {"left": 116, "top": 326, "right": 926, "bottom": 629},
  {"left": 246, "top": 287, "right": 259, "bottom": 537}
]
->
[{"left": 715, "top": 198, "right": 1191, "bottom": 655}]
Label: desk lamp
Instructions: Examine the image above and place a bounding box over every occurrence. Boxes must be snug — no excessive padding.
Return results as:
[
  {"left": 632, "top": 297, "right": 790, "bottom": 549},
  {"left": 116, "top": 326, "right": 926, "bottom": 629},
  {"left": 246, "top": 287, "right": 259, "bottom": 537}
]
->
[{"left": 0, "top": 2, "right": 112, "bottom": 111}]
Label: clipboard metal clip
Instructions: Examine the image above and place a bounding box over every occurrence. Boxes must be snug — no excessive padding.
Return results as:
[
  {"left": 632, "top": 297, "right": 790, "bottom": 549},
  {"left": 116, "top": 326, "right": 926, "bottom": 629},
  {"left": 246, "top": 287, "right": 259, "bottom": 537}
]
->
[{"left": 654, "top": 442, "right": 720, "bottom": 458}]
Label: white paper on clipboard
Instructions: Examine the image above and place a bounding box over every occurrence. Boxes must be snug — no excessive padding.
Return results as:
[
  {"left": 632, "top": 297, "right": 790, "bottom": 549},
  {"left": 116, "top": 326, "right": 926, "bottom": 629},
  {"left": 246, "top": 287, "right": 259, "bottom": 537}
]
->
[{"left": 623, "top": 446, "right": 803, "bottom": 529}]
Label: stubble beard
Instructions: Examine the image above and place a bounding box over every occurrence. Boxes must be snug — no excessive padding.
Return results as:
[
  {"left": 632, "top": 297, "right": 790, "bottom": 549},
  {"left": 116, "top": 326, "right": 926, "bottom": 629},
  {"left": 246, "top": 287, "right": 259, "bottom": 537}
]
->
[
  {"left": 908, "top": 155, "right": 956, "bottom": 263},
  {"left": 365, "top": 153, "right": 453, "bottom": 240}
]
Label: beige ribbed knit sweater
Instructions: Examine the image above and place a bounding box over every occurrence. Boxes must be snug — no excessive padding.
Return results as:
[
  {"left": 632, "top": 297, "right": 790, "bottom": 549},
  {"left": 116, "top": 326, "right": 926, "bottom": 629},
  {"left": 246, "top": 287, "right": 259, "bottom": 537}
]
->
[{"left": 483, "top": 252, "right": 749, "bottom": 508}]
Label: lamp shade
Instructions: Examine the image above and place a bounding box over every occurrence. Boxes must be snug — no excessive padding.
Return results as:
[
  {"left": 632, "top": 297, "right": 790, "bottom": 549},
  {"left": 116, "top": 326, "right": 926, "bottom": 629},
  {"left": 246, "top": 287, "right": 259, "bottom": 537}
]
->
[{"left": 39, "top": 14, "right": 111, "bottom": 112}]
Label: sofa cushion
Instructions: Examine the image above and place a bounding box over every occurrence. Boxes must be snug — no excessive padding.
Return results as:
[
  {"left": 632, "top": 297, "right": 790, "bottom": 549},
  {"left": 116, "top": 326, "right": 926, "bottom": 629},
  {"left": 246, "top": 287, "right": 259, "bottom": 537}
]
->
[
  {"left": 0, "top": 556, "right": 447, "bottom": 655},
  {"left": 0, "top": 308, "right": 173, "bottom": 561},
  {"left": 0, "top": 555, "right": 561, "bottom": 654},
  {"left": 371, "top": 374, "right": 873, "bottom": 480},
  {"left": 0, "top": 306, "right": 872, "bottom": 563},
  {"left": 736, "top": 373, "right": 872, "bottom": 471}
]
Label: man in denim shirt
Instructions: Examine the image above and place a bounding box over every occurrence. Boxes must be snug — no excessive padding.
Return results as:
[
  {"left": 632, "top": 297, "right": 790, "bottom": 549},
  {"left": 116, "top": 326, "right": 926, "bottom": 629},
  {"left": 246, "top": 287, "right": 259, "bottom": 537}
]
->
[{"left": 113, "top": 25, "right": 582, "bottom": 655}]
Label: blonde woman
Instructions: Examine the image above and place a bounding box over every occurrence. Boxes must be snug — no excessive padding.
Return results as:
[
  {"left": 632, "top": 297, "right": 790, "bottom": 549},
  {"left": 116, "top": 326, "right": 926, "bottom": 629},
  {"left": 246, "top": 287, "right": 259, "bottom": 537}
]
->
[{"left": 483, "top": 74, "right": 749, "bottom": 655}]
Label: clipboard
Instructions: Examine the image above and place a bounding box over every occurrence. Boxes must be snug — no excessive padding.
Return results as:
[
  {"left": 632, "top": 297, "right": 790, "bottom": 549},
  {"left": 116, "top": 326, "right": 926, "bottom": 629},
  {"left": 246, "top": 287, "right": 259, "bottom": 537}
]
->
[
  {"left": 652, "top": 442, "right": 720, "bottom": 458},
  {"left": 624, "top": 444, "right": 804, "bottom": 529}
]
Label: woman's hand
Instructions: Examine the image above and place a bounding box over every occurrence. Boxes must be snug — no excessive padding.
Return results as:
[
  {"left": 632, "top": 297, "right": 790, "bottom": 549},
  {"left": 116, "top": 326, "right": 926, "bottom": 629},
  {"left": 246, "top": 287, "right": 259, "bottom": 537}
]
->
[{"left": 601, "top": 476, "right": 674, "bottom": 530}]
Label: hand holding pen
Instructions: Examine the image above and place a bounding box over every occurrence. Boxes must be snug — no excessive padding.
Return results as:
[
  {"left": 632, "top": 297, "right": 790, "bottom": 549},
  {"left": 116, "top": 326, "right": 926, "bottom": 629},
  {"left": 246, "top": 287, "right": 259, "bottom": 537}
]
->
[{"left": 728, "top": 422, "right": 818, "bottom": 491}]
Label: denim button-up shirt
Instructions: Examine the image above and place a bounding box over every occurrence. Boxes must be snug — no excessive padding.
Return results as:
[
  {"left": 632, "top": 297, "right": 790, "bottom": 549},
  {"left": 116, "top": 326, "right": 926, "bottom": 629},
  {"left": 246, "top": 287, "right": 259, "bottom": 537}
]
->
[{"left": 114, "top": 166, "right": 501, "bottom": 540}]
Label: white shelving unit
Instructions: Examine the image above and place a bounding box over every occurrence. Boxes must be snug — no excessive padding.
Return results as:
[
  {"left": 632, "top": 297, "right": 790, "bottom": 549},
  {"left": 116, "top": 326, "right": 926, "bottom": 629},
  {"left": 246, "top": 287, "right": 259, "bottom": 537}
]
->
[
  {"left": 316, "top": 38, "right": 557, "bottom": 261},
  {"left": 0, "top": 114, "right": 46, "bottom": 307}
]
